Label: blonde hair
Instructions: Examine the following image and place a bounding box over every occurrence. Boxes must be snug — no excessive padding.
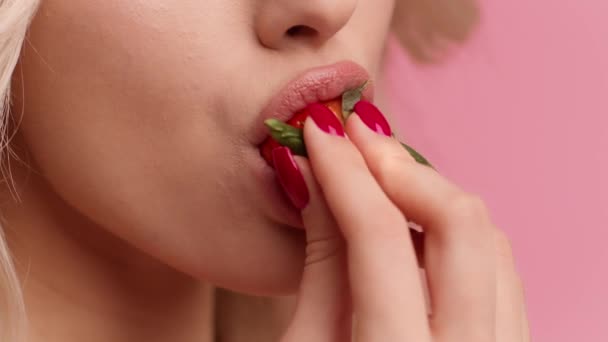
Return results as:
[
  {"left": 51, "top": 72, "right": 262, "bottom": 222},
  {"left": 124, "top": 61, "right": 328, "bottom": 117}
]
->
[
  {"left": 1, "top": 0, "right": 40, "bottom": 340},
  {"left": 0, "top": 0, "right": 477, "bottom": 340}
]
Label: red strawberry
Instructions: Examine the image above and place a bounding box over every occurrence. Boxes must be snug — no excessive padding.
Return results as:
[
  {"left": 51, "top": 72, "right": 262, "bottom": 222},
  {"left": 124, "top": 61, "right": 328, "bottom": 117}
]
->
[
  {"left": 286, "top": 98, "right": 343, "bottom": 129},
  {"left": 260, "top": 98, "right": 343, "bottom": 166},
  {"left": 258, "top": 81, "right": 435, "bottom": 170},
  {"left": 259, "top": 136, "right": 282, "bottom": 166}
]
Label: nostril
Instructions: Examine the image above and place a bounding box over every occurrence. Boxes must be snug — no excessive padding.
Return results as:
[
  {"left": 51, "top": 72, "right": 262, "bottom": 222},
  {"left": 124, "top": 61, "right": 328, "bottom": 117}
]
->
[{"left": 286, "top": 25, "right": 318, "bottom": 38}]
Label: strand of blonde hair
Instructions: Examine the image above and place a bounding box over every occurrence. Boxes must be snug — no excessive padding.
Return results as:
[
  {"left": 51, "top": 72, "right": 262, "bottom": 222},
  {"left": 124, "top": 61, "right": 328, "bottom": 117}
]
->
[{"left": 0, "top": 0, "right": 39, "bottom": 341}]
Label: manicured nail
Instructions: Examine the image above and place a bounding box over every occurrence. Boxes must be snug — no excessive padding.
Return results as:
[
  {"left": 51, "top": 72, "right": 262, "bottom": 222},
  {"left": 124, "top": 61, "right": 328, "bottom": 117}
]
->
[
  {"left": 353, "top": 100, "right": 392, "bottom": 136},
  {"left": 307, "top": 103, "right": 345, "bottom": 136},
  {"left": 272, "top": 147, "right": 309, "bottom": 210}
]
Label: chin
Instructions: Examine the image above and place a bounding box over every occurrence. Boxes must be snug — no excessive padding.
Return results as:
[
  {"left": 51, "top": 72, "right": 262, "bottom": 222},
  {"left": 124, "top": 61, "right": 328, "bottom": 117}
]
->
[
  {"left": 171, "top": 221, "right": 307, "bottom": 296},
  {"left": 203, "top": 259, "right": 305, "bottom": 296}
]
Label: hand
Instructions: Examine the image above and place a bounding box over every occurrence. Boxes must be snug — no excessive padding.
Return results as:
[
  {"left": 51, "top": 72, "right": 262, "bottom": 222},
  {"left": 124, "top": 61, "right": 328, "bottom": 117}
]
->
[{"left": 271, "top": 102, "right": 530, "bottom": 341}]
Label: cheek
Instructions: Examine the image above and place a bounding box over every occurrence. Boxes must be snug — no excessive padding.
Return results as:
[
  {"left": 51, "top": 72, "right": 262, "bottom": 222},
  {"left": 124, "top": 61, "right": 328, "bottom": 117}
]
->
[
  {"left": 13, "top": 0, "right": 305, "bottom": 295},
  {"left": 13, "top": 0, "right": 393, "bottom": 295},
  {"left": 341, "top": 0, "right": 395, "bottom": 77},
  {"left": 15, "top": 0, "right": 240, "bottom": 225}
]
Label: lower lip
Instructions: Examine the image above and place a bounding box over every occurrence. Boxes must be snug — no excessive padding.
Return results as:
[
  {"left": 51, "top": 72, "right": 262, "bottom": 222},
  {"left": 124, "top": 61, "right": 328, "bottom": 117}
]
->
[{"left": 247, "top": 148, "right": 305, "bottom": 229}]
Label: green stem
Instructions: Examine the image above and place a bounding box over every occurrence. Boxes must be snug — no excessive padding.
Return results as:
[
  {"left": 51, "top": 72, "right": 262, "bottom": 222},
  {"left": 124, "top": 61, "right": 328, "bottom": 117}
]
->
[
  {"left": 265, "top": 119, "right": 436, "bottom": 170},
  {"left": 341, "top": 81, "right": 369, "bottom": 120},
  {"left": 264, "top": 119, "right": 307, "bottom": 156}
]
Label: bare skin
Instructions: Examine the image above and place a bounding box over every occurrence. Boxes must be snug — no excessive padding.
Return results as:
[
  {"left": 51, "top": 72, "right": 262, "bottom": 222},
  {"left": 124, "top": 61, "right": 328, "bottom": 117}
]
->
[
  {"left": 7, "top": 0, "right": 394, "bottom": 340},
  {"left": 280, "top": 112, "right": 529, "bottom": 341},
  {"left": 2, "top": 0, "right": 527, "bottom": 341}
]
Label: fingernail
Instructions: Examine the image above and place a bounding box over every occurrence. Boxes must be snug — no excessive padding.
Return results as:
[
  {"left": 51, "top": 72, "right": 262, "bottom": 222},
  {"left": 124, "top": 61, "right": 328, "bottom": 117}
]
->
[
  {"left": 353, "top": 100, "right": 392, "bottom": 136},
  {"left": 307, "top": 103, "right": 345, "bottom": 137},
  {"left": 272, "top": 147, "right": 309, "bottom": 210}
]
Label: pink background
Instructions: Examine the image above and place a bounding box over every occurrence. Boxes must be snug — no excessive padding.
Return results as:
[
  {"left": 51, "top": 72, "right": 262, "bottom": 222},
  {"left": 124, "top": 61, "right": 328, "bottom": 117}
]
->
[{"left": 384, "top": 1, "right": 607, "bottom": 341}]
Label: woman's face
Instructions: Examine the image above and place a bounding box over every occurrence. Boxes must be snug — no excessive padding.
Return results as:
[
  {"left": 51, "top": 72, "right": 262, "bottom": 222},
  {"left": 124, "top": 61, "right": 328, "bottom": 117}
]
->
[{"left": 15, "top": 0, "right": 395, "bottom": 294}]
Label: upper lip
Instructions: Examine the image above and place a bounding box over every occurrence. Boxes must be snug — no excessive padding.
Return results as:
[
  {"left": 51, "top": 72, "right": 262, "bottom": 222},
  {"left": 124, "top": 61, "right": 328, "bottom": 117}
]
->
[{"left": 250, "top": 60, "right": 374, "bottom": 145}]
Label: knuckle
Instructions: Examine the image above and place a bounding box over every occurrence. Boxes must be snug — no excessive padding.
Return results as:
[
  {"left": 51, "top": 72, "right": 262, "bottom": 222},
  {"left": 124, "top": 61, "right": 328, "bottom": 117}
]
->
[
  {"left": 374, "top": 152, "right": 413, "bottom": 185},
  {"left": 304, "top": 236, "right": 343, "bottom": 266},
  {"left": 444, "top": 192, "right": 490, "bottom": 226}
]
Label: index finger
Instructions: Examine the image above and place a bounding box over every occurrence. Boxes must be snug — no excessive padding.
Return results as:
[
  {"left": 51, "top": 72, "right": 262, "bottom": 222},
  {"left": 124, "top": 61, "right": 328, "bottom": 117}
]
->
[
  {"left": 303, "top": 105, "right": 431, "bottom": 342},
  {"left": 345, "top": 110, "right": 496, "bottom": 341}
]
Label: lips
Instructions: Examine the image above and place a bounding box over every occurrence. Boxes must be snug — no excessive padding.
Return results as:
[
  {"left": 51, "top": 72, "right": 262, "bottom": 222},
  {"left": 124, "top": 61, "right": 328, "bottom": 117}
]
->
[{"left": 249, "top": 60, "right": 374, "bottom": 146}]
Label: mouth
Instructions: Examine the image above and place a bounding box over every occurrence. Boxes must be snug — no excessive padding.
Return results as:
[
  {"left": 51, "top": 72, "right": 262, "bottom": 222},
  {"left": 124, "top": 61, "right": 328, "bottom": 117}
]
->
[
  {"left": 249, "top": 60, "right": 374, "bottom": 146},
  {"left": 245, "top": 60, "right": 374, "bottom": 229}
]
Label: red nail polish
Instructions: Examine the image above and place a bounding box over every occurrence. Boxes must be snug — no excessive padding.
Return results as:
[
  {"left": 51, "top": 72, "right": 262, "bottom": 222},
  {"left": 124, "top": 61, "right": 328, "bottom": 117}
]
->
[
  {"left": 353, "top": 101, "right": 392, "bottom": 136},
  {"left": 307, "top": 103, "right": 345, "bottom": 137},
  {"left": 272, "top": 147, "right": 309, "bottom": 210}
]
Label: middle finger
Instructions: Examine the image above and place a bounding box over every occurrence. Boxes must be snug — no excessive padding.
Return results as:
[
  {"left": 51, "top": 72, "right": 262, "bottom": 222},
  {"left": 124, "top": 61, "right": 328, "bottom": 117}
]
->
[{"left": 346, "top": 104, "right": 496, "bottom": 341}]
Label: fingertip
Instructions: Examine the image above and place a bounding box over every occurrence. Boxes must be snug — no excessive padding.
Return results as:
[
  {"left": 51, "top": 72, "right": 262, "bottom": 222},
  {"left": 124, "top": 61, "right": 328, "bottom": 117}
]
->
[
  {"left": 272, "top": 147, "right": 309, "bottom": 210},
  {"left": 345, "top": 113, "right": 383, "bottom": 141},
  {"left": 352, "top": 100, "right": 392, "bottom": 137},
  {"left": 292, "top": 156, "right": 322, "bottom": 215},
  {"left": 346, "top": 113, "right": 416, "bottom": 163}
]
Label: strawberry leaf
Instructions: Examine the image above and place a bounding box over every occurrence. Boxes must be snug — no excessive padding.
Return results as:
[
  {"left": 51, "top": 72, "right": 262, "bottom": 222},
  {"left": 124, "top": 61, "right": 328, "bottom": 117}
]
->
[
  {"left": 264, "top": 117, "right": 436, "bottom": 171},
  {"left": 400, "top": 141, "right": 436, "bottom": 170},
  {"left": 342, "top": 81, "right": 368, "bottom": 120},
  {"left": 264, "top": 119, "right": 307, "bottom": 156}
]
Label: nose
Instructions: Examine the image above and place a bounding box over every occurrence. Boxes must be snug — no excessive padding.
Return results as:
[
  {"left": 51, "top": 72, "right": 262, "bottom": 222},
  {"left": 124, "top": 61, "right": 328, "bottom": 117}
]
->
[{"left": 255, "top": 0, "right": 357, "bottom": 50}]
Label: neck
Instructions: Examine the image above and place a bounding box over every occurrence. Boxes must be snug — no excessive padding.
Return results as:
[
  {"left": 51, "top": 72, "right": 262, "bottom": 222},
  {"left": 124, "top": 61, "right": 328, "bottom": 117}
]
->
[{"left": 1, "top": 161, "right": 215, "bottom": 342}]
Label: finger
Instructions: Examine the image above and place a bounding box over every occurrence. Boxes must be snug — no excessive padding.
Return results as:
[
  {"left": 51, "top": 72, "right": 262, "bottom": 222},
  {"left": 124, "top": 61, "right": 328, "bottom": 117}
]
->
[
  {"left": 522, "top": 303, "right": 531, "bottom": 342},
  {"left": 346, "top": 105, "right": 496, "bottom": 341},
  {"left": 273, "top": 147, "right": 350, "bottom": 342},
  {"left": 494, "top": 230, "right": 526, "bottom": 342},
  {"left": 303, "top": 104, "right": 431, "bottom": 342}
]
